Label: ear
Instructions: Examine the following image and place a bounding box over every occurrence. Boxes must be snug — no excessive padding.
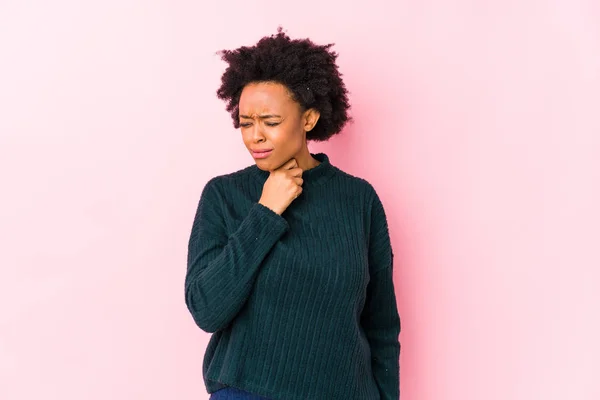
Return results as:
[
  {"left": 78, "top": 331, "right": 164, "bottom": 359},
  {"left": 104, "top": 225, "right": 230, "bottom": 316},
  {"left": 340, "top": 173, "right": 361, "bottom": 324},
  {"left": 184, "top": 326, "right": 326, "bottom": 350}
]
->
[{"left": 303, "top": 108, "right": 321, "bottom": 132}]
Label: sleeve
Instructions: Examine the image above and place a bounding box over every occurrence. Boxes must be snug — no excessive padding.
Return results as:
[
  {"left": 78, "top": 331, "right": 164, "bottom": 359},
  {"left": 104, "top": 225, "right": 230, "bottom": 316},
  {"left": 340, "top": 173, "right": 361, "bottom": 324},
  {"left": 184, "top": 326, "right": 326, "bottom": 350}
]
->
[
  {"left": 360, "top": 190, "right": 401, "bottom": 399},
  {"left": 184, "top": 177, "right": 289, "bottom": 333}
]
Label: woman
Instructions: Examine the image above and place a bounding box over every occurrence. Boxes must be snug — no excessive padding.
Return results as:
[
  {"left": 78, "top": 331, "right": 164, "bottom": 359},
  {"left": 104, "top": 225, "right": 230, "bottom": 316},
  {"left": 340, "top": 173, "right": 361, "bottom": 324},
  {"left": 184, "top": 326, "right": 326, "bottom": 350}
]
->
[{"left": 184, "top": 27, "right": 401, "bottom": 400}]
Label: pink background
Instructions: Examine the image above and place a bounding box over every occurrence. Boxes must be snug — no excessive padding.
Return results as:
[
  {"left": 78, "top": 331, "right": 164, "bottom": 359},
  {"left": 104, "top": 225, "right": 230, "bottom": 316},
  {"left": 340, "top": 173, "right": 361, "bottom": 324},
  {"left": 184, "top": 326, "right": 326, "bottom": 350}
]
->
[{"left": 1, "top": 1, "right": 599, "bottom": 399}]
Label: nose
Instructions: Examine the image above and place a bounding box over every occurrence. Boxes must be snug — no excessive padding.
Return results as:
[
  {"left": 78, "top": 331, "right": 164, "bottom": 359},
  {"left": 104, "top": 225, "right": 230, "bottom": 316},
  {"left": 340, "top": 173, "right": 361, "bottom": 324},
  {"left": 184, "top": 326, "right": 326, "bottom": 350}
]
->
[{"left": 251, "top": 120, "right": 266, "bottom": 142}]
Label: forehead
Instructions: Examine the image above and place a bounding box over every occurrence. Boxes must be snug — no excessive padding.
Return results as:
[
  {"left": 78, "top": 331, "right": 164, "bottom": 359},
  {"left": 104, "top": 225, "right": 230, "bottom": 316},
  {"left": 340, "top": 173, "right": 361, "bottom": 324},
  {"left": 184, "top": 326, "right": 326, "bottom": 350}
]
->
[{"left": 239, "top": 82, "right": 294, "bottom": 114}]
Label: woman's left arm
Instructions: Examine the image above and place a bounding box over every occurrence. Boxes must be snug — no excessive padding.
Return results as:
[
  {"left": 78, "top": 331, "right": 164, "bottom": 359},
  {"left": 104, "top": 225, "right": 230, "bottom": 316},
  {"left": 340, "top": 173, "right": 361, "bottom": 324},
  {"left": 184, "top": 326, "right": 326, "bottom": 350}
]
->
[{"left": 361, "top": 190, "right": 401, "bottom": 400}]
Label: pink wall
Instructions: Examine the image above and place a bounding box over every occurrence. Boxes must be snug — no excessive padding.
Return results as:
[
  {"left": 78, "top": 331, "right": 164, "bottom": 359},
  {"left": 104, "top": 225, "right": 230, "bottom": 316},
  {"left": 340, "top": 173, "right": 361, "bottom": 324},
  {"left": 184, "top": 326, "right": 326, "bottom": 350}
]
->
[{"left": 1, "top": 1, "right": 599, "bottom": 399}]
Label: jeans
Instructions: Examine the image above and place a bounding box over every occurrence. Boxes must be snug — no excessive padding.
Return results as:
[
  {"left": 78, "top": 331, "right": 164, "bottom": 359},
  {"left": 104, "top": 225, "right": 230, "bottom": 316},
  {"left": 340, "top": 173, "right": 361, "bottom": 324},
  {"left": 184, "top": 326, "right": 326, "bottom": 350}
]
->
[{"left": 209, "top": 386, "right": 272, "bottom": 400}]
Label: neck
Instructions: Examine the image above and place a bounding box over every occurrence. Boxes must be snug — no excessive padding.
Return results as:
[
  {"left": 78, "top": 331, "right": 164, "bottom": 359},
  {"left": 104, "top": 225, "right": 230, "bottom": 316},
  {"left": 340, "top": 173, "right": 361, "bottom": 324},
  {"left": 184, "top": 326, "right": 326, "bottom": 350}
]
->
[
  {"left": 250, "top": 152, "right": 335, "bottom": 188},
  {"left": 292, "top": 148, "right": 320, "bottom": 172}
]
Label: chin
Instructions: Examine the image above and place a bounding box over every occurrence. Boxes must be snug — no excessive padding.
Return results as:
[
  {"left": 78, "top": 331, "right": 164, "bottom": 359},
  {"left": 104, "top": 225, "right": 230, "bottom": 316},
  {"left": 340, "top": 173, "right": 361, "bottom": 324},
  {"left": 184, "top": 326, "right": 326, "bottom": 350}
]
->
[
  {"left": 252, "top": 151, "right": 285, "bottom": 171},
  {"left": 254, "top": 160, "right": 272, "bottom": 171}
]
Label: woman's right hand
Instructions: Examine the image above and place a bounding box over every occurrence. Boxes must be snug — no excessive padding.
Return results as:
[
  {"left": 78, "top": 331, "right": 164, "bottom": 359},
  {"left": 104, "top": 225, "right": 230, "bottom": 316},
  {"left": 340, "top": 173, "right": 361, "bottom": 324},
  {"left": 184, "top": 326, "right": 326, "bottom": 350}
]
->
[{"left": 258, "top": 158, "right": 304, "bottom": 215}]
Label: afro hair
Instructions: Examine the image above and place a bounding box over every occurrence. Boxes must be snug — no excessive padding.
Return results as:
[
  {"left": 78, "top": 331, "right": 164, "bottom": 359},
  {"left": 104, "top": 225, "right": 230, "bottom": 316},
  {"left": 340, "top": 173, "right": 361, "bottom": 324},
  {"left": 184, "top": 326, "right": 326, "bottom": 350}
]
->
[{"left": 215, "top": 26, "right": 352, "bottom": 142}]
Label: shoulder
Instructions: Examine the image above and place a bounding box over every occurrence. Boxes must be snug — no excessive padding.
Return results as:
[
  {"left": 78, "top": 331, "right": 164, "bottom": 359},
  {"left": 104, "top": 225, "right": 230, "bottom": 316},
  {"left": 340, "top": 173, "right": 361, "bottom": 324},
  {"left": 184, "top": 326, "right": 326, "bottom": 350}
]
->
[
  {"left": 201, "top": 164, "right": 256, "bottom": 194},
  {"left": 331, "top": 168, "right": 391, "bottom": 254},
  {"left": 330, "top": 167, "right": 390, "bottom": 232},
  {"left": 330, "top": 166, "right": 382, "bottom": 205}
]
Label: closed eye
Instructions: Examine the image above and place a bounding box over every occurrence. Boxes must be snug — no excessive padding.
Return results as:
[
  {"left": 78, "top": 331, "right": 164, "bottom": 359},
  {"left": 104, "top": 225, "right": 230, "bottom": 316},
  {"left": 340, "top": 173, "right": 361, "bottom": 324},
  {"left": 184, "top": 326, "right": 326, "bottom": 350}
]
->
[{"left": 239, "top": 122, "right": 280, "bottom": 127}]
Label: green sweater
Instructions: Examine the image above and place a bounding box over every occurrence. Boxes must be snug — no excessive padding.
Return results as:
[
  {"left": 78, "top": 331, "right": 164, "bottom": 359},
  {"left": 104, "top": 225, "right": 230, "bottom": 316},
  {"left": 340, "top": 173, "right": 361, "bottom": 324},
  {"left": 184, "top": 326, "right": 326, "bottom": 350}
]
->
[{"left": 185, "top": 152, "right": 401, "bottom": 399}]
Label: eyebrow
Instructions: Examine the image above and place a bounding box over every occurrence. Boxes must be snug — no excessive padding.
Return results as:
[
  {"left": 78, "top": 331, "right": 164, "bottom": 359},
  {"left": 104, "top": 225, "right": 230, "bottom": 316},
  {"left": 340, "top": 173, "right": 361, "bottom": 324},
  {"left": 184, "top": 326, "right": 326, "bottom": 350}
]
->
[{"left": 239, "top": 114, "right": 282, "bottom": 119}]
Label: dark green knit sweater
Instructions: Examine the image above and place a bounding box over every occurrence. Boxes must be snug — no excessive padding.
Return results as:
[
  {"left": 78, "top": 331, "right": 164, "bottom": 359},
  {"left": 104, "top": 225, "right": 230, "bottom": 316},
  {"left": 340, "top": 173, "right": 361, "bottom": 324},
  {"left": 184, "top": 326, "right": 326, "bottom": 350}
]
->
[{"left": 185, "top": 152, "right": 401, "bottom": 400}]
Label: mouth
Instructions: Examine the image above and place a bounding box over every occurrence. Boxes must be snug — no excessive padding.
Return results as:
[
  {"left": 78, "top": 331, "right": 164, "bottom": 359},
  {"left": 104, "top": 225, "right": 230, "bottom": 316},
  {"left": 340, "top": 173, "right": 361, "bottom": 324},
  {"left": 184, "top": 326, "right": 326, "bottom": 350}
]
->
[{"left": 251, "top": 149, "right": 273, "bottom": 159}]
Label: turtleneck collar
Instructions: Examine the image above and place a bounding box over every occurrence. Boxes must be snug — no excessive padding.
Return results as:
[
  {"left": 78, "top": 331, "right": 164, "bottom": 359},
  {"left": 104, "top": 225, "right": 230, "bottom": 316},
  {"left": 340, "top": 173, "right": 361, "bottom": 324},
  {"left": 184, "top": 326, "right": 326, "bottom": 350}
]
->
[{"left": 250, "top": 152, "right": 336, "bottom": 187}]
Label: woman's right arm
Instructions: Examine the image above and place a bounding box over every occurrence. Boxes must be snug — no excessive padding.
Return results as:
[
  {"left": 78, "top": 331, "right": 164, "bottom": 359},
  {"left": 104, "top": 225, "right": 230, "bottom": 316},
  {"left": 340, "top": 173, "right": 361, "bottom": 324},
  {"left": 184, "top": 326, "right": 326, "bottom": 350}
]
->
[{"left": 184, "top": 177, "right": 289, "bottom": 333}]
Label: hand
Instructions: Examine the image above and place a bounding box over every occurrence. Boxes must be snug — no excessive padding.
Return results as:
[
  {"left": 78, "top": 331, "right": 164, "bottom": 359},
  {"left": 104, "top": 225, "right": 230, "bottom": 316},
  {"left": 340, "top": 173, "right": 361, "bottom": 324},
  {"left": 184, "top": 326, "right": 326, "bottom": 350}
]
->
[{"left": 258, "top": 158, "right": 303, "bottom": 215}]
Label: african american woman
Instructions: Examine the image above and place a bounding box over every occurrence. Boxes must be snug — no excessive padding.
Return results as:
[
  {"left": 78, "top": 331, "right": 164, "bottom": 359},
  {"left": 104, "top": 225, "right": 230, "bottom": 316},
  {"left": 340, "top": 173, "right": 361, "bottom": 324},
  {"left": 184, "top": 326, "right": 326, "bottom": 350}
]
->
[{"left": 184, "top": 27, "right": 401, "bottom": 400}]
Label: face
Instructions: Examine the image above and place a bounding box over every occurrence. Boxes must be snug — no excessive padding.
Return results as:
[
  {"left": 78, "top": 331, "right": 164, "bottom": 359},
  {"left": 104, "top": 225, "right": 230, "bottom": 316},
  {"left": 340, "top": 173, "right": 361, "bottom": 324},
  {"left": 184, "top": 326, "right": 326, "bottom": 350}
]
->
[{"left": 238, "top": 81, "right": 319, "bottom": 171}]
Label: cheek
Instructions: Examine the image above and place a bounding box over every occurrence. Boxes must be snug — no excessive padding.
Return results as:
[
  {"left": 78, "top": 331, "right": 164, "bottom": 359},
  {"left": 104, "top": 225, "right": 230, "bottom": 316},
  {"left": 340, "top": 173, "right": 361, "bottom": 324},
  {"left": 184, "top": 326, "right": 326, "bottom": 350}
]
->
[
  {"left": 269, "top": 127, "right": 290, "bottom": 145},
  {"left": 271, "top": 124, "right": 303, "bottom": 146}
]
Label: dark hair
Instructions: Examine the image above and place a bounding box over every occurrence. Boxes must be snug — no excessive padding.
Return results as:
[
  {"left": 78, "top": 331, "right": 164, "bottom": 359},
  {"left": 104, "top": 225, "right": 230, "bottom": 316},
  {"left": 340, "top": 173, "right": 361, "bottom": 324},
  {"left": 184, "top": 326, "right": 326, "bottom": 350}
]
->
[{"left": 215, "top": 26, "right": 352, "bottom": 142}]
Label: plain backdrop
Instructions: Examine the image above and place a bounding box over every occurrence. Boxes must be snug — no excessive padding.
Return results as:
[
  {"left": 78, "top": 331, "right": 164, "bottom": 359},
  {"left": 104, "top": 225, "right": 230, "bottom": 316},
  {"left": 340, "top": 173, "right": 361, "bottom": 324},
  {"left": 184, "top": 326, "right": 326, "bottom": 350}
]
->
[{"left": 1, "top": 1, "right": 599, "bottom": 399}]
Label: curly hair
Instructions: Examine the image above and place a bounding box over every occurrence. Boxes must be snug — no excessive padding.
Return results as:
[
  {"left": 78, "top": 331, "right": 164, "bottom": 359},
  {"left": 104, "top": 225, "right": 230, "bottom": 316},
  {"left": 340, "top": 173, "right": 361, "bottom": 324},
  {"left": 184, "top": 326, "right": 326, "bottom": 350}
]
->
[{"left": 215, "top": 26, "right": 352, "bottom": 142}]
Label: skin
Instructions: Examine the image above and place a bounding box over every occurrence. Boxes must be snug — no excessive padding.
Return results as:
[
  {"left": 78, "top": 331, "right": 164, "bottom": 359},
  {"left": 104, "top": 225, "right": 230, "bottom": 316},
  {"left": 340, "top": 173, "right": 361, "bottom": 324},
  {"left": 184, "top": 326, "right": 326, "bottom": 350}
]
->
[{"left": 238, "top": 81, "right": 321, "bottom": 172}]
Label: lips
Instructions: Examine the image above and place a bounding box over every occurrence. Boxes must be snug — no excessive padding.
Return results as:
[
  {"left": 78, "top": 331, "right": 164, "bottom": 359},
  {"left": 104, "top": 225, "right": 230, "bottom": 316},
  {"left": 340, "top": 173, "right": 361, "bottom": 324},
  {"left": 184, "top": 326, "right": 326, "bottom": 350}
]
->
[{"left": 251, "top": 148, "right": 273, "bottom": 159}]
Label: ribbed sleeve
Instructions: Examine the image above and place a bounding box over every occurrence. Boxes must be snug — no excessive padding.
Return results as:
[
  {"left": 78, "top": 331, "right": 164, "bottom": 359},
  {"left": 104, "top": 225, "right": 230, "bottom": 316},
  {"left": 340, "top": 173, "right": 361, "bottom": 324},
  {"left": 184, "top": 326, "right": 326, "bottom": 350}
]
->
[
  {"left": 361, "top": 191, "right": 401, "bottom": 399},
  {"left": 184, "top": 177, "right": 289, "bottom": 333}
]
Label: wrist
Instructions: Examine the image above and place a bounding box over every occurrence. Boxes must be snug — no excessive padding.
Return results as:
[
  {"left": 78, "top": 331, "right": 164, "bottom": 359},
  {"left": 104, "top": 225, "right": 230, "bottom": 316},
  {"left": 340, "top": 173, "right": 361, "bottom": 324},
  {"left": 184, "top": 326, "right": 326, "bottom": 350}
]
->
[{"left": 258, "top": 200, "right": 281, "bottom": 215}]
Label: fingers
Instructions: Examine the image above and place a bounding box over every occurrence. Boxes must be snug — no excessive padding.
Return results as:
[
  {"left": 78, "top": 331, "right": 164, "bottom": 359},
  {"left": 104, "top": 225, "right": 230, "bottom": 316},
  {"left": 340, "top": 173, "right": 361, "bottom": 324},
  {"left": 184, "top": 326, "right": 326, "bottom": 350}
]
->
[
  {"left": 294, "top": 187, "right": 303, "bottom": 199},
  {"left": 289, "top": 167, "right": 303, "bottom": 178},
  {"left": 277, "top": 158, "right": 303, "bottom": 178},
  {"left": 281, "top": 158, "right": 298, "bottom": 170}
]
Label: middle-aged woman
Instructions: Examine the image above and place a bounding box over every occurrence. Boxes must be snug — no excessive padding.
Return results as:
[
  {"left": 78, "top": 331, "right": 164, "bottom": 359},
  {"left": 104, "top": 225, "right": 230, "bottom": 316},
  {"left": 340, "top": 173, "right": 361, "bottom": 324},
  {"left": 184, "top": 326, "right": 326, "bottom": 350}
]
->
[{"left": 184, "top": 27, "right": 401, "bottom": 400}]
